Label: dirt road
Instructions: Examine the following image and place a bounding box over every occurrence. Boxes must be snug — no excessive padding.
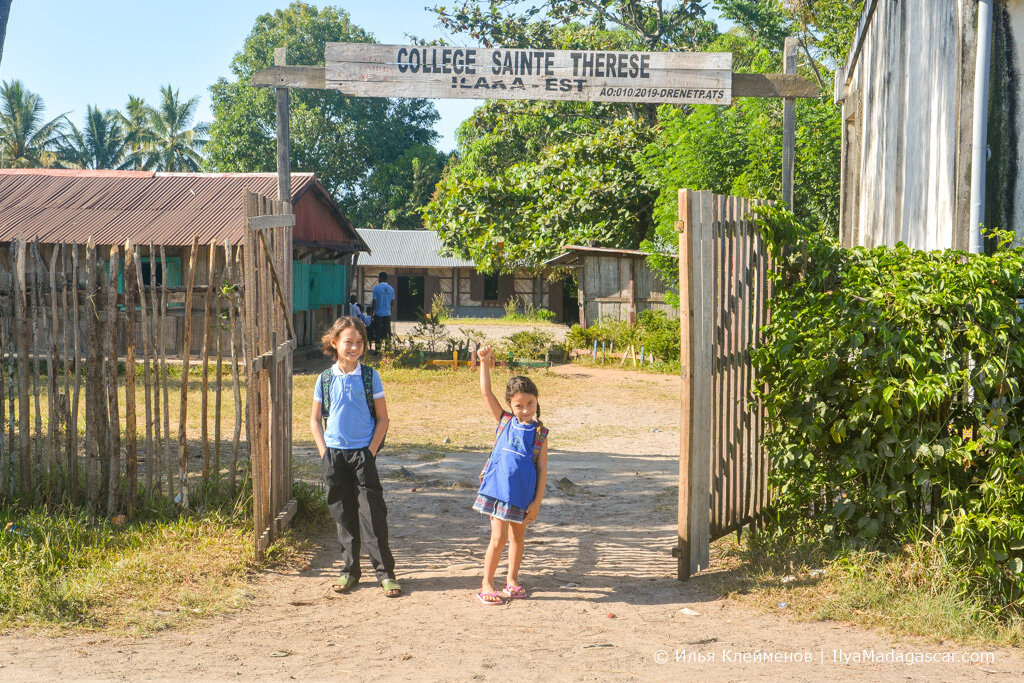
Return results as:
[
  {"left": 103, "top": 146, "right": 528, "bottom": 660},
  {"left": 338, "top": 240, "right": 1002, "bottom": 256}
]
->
[{"left": 0, "top": 366, "right": 1020, "bottom": 681}]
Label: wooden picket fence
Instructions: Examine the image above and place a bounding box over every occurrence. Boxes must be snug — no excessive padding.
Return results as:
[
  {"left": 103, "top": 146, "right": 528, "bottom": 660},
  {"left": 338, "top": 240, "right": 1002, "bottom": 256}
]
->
[
  {"left": 676, "top": 189, "right": 773, "bottom": 580},
  {"left": 0, "top": 236, "right": 248, "bottom": 517},
  {"left": 243, "top": 190, "right": 297, "bottom": 559}
]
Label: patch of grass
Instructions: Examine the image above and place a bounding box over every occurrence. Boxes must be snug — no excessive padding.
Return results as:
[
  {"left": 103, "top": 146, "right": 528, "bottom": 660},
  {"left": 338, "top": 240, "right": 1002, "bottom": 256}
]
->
[
  {"left": 0, "top": 504, "right": 267, "bottom": 634},
  {"left": 708, "top": 531, "right": 1024, "bottom": 647}
]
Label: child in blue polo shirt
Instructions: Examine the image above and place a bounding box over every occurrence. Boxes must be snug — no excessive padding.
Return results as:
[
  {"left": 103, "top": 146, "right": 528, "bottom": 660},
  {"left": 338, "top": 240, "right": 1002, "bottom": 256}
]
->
[{"left": 309, "top": 316, "right": 400, "bottom": 597}]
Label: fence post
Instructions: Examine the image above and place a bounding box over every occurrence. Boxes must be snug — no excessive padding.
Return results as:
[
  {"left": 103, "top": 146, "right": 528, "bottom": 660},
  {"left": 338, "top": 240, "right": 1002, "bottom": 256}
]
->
[{"left": 677, "top": 189, "right": 713, "bottom": 580}]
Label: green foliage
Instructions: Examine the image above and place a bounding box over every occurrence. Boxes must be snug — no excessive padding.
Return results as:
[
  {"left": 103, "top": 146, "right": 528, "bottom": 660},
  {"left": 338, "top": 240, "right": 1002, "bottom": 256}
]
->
[
  {"left": 566, "top": 310, "right": 679, "bottom": 360},
  {"left": 359, "top": 144, "right": 448, "bottom": 230},
  {"left": 205, "top": 2, "right": 440, "bottom": 227},
  {"left": 501, "top": 297, "right": 556, "bottom": 323},
  {"left": 498, "top": 329, "right": 555, "bottom": 359},
  {"left": 59, "top": 105, "right": 131, "bottom": 170},
  {"left": 639, "top": 34, "right": 843, "bottom": 300},
  {"left": 753, "top": 207, "right": 1024, "bottom": 609},
  {"left": 0, "top": 79, "right": 66, "bottom": 168},
  {"left": 425, "top": 115, "right": 657, "bottom": 272},
  {"left": 430, "top": 292, "right": 453, "bottom": 322},
  {"left": 432, "top": 0, "right": 717, "bottom": 52}
]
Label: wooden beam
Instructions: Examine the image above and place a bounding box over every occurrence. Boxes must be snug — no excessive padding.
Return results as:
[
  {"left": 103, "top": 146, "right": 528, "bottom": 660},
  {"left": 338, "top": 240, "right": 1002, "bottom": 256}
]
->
[
  {"left": 274, "top": 48, "right": 292, "bottom": 206},
  {"left": 252, "top": 65, "right": 327, "bottom": 89},
  {"left": 782, "top": 38, "right": 798, "bottom": 209},
  {"left": 733, "top": 73, "right": 817, "bottom": 99},
  {"left": 249, "top": 214, "right": 296, "bottom": 231}
]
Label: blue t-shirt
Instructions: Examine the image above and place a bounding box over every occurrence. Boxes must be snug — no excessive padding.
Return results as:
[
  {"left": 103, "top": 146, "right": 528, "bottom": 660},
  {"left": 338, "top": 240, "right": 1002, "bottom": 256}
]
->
[
  {"left": 372, "top": 282, "right": 395, "bottom": 316},
  {"left": 313, "top": 363, "right": 385, "bottom": 449},
  {"left": 478, "top": 414, "right": 539, "bottom": 509}
]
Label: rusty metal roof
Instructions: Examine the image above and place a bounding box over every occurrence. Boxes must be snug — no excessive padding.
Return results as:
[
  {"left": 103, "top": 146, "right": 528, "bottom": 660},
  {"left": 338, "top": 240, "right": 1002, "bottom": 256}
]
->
[{"left": 0, "top": 169, "right": 368, "bottom": 251}]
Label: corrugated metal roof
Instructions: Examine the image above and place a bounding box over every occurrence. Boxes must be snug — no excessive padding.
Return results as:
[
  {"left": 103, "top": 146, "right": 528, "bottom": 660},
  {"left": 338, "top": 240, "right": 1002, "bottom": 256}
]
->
[
  {"left": 0, "top": 169, "right": 368, "bottom": 251},
  {"left": 356, "top": 229, "right": 475, "bottom": 268},
  {"left": 544, "top": 244, "right": 656, "bottom": 267}
]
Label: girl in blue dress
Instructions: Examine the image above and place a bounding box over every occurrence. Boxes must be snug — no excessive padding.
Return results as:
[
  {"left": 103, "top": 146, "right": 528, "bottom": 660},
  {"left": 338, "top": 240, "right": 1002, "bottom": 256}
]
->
[{"left": 473, "top": 345, "right": 549, "bottom": 605}]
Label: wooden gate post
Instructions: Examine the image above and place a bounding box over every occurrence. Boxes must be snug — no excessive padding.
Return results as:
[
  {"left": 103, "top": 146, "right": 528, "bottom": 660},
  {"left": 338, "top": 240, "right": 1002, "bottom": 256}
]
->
[{"left": 676, "top": 189, "right": 713, "bottom": 580}]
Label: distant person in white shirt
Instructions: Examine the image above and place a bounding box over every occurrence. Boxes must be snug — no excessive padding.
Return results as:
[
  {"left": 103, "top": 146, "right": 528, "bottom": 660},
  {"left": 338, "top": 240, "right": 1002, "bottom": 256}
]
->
[{"left": 371, "top": 272, "right": 396, "bottom": 352}]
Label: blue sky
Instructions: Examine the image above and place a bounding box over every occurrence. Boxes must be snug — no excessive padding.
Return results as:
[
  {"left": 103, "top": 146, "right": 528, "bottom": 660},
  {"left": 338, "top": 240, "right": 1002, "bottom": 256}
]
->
[{"left": 0, "top": 1, "right": 723, "bottom": 152}]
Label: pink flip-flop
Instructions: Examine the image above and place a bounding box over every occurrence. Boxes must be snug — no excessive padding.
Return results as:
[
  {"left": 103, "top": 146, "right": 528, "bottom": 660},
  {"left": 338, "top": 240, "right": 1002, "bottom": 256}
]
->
[
  {"left": 502, "top": 584, "right": 528, "bottom": 599},
  {"left": 476, "top": 591, "right": 504, "bottom": 606}
]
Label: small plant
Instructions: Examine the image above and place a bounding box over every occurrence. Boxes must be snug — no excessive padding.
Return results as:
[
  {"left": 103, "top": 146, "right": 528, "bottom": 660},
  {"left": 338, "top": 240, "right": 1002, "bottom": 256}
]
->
[
  {"left": 408, "top": 314, "right": 451, "bottom": 352},
  {"left": 502, "top": 296, "right": 556, "bottom": 323},
  {"left": 503, "top": 295, "right": 520, "bottom": 318},
  {"left": 430, "top": 292, "right": 453, "bottom": 322},
  {"left": 499, "top": 329, "right": 555, "bottom": 359}
]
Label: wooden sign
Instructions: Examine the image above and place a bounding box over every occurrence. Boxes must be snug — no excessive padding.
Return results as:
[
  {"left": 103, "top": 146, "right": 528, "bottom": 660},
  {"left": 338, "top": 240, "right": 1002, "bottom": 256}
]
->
[{"left": 325, "top": 43, "right": 732, "bottom": 105}]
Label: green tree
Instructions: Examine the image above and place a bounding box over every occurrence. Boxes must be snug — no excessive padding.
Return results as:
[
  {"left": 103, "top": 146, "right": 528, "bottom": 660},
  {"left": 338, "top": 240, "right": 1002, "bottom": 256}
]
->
[
  {"left": 59, "top": 105, "right": 131, "bottom": 170},
  {"left": 147, "top": 85, "right": 207, "bottom": 172},
  {"left": 356, "top": 144, "right": 448, "bottom": 230},
  {"left": 0, "top": 79, "right": 66, "bottom": 168},
  {"left": 425, "top": 115, "right": 657, "bottom": 272},
  {"left": 205, "top": 2, "right": 440, "bottom": 223},
  {"left": 119, "top": 95, "right": 157, "bottom": 170}
]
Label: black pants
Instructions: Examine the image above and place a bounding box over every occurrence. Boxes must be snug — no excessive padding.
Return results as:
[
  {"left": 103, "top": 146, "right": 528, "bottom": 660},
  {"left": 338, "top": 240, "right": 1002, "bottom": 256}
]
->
[
  {"left": 322, "top": 447, "right": 396, "bottom": 582},
  {"left": 371, "top": 315, "right": 391, "bottom": 347}
]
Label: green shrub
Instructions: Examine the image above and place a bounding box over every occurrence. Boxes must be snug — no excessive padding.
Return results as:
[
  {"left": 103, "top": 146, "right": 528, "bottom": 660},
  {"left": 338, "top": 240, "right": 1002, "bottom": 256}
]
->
[
  {"left": 498, "top": 329, "right": 555, "bottom": 359},
  {"left": 752, "top": 206, "right": 1024, "bottom": 609},
  {"left": 567, "top": 313, "right": 679, "bottom": 361},
  {"left": 501, "top": 296, "right": 556, "bottom": 323}
]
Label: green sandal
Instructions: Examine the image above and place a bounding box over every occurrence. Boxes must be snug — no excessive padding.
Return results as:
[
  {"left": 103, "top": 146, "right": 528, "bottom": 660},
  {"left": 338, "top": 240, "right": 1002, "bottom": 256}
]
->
[
  {"left": 332, "top": 573, "right": 357, "bottom": 593},
  {"left": 381, "top": 578, "right": 402, "bottom": 597}
]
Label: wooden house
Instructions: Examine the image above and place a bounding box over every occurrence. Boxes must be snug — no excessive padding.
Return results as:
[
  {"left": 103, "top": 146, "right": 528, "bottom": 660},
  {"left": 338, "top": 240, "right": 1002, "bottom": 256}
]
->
[
  {"left": 0, "top": 169, "right": 368, "bottom": 351},
  {"left": 544, "top": 245, "right": 675, "bottom": 327},
  {"left": 353, "top": 229, "right": 569, "bottom": 321}
]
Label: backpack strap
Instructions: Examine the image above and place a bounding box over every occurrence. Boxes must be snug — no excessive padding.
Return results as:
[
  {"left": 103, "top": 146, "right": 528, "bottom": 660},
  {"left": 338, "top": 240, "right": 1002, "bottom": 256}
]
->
[
  {"left": 495, "top": 412, "right": 513, "bottom": 439},
  {"left": 360, "top": 364, "right": 378, "bottom": 423},
  {"left": 361, "top": 364, "right": 387, "bottom": 452},
  {"left": 319, "top": 367, "right": 333, "bottom": 426},
  {"left": 480, "top": 412, "right": 514, "bottom": 482},
  {"left": 532, "top": 424, "right": 549, "bottom": 465}
]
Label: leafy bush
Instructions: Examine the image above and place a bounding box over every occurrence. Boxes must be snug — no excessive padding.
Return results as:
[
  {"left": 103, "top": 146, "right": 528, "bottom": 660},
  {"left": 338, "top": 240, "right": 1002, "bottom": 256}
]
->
[
  {"left": 753, "top": 206, "right": 1024, "bottom": 608},
  {"left": 498, "top": 329, "right": 555, "bottom": 360},
  {"left": 567, "top": 312, "right": 679, "bottom": 361},
  {"left": 502, "top": 296, "right": 556, "bottom": 323}
]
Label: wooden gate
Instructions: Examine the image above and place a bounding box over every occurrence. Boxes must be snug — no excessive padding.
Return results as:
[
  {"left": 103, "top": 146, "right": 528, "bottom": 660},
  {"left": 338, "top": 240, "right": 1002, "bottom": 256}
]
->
[
  {"left": 243, "top": 190, "right": 297, "bottom": 559},
  {"left": 675, "top": 189, "right": 772, "bottom": 580}
]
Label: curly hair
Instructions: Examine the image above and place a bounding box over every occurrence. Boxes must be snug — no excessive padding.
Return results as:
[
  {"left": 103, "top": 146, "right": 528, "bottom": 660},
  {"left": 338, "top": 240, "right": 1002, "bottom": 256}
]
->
[
  {"left": 505, "top": 375, "right": 541, "bottom": 419},
  {"left": 320, "top": 316, "right": 368, "bottom": 360}
]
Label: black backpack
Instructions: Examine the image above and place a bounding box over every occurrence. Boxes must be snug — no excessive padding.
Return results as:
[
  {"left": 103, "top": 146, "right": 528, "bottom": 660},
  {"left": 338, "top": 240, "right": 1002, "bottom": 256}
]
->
[{"left": 320, "top": 364, "right": 386, "bottom": 453}]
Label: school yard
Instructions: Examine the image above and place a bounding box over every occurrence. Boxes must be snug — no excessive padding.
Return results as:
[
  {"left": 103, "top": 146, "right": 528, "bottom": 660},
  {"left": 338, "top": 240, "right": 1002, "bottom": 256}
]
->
[{"left": 0, "top": 363, "right": 1022, "bottom": 680}]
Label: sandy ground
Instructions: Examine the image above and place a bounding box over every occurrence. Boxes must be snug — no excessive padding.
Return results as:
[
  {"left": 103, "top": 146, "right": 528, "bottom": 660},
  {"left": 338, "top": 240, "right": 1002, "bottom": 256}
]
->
[{"left": 1, "top": 366, "right": 1022, "bottom": 681}]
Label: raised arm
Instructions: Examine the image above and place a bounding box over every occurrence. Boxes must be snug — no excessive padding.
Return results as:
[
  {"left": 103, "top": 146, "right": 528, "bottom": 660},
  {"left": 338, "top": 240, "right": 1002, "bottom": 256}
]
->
[{"left": 477, "top": 345, "right": 504, "bottom": 422}]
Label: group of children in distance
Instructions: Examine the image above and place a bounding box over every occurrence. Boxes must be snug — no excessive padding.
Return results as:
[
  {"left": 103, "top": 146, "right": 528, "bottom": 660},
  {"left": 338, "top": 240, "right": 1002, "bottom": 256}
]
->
[{"left": 310, "top": 315, "right": 549, "bottom": 604}]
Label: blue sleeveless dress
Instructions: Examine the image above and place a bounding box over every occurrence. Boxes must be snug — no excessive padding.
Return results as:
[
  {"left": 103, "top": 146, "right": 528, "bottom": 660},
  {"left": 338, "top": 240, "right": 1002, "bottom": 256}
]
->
[{"left": 473, "top": 413, "right": 538, "bottom": 523}]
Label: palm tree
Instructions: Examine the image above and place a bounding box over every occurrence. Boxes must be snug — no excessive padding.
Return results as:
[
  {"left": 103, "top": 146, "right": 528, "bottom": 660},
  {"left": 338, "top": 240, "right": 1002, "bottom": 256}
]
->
[
  {"left": 120, "top": 94, "right": 157, "bottom": 170},
  {"left": 147, "top": 85, "right": 208, "bottom": 171},
  {"left": 0, "top": 79, "right": 67, "bottom": 168},
  {"left": 59, "top": 105, "right": 130, "bottom": 170}
]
